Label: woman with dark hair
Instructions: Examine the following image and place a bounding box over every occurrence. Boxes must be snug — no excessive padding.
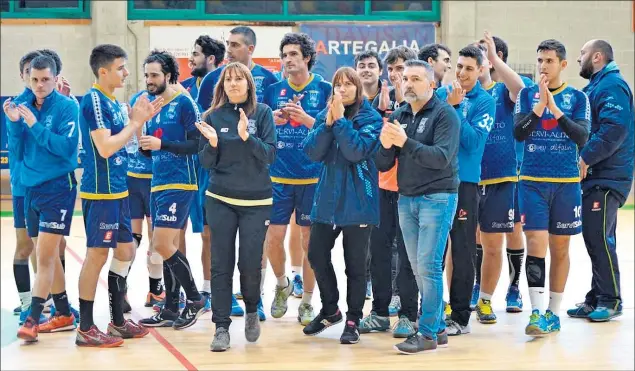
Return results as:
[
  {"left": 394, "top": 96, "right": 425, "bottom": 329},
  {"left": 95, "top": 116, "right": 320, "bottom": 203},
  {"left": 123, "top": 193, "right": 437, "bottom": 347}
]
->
[
  {"left": 196, "top": 62, "right": 276, "bottom": 352},
  {"left": 301, "top": 67, "right": 383, "bottom": 344}
]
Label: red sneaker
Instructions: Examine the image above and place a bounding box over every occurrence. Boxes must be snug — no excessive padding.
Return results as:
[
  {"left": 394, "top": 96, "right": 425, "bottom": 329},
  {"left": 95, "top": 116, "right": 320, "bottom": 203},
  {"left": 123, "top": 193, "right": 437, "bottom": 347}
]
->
[
  {"left": 75, "top": 325, "right": 124, "bottom": 348},
  {"left": 107, "top": 320, "right": 150, "bottom": 339},
  {"left": 17, "top": 317, "right": 39, "bottom": 343}
]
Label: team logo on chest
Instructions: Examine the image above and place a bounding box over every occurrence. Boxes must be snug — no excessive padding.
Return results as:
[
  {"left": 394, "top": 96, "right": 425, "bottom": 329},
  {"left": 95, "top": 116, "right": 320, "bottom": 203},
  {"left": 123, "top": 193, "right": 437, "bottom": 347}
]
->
[
  {"left": 247, "top": 119, "right": 257, "bottom": 135},
  {"left": 416, "top": 117, "right": 428, "bottom": 133},
  {"left": 167, "top": 102, "right": 178, "bottom": 120},
  {"left": 561, "top": 93, "right": 572, "bottom": 110},
  {"left": 254, "top": 76, "right": 264, "bottom": 91},
  {"left": 307, "top": 90, "right": 320, "bottom": 108},
  {"left": 44, "top": 115, "right": 53, "bottom": 129}
]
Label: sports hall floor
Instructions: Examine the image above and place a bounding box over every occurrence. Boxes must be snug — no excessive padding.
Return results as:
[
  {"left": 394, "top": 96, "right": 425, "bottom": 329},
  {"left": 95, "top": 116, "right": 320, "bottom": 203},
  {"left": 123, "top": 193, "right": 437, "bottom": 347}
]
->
[{"left": 1, "top": 198, "right": 633, "bottom": 370}]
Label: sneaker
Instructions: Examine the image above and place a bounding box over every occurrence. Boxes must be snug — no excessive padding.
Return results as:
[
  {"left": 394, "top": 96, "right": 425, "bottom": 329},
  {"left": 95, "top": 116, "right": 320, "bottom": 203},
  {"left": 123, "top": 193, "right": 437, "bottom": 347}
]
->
[
  {"left": 108, "top": 319, "right": 150, "bottom": 339},
  {"left": 17, "top": 317, "right": 39, "bottom": 343},
  {"left": 470, "top": 284, "right": 479, "bottom": 310},
  {"left": 123, "top": 295, "right": 132, "bottom": 314},
  {"left": 39, "top": 313, "right": 76, "bottom": 333},
  {"left": 445, "top": 318, "right": 471, "bottom": 336},
  {"left": 201, "top": 292, "right": 212, "bottom": 313},
  {"left": 257, "top": 298, "right": 266, "bottom": 321},
  {"left": 544, "top": 309, "right": 561, "bottom": 333},
  {"left": 210, "top": 327, "right": 230, "bottom": 352},
  {"left": 359, "top": 312, "right": 390, "bottom": 333},
  {"left": 153, "top": 292, "right": 185, "bottom": 312},
  {"left": 297, "top": 303, "right": 315, "bottom": 326},
  {"left": 234, "top": 291, "right": 243, "bottom": 300},
  {"left": 292, "top": 274, "right": 304, "bottom": 298},
  {"left": 567, "top": 302, "right": 595, "bottom": 318},
  {"left": 588, "top": 305, "right": 623, "bottom": 322},
  {"left": 49, "top": 304, "right": 81, "bottom": 321},
  {"left": 173, "top": 298, "right": 205, "bottom": 330},
  {"left": 388, "top": 296, "right": 401, "bottom": 317},
  {"left": 231, "top": 294, "right": 244, "bottom": 317},
  {"left": 525, "top": 309, "right": 549, "bottom": 337},
  {"left": 13, "top": 305, "right": 21, "bottom": 315},
  {"left": 444, "top": 301, "right": 452, "bottom": 319},
  {"left": 475, "top": 298, "right": 497, "bottom": 324},
  {"left": 19, "top": 308, "right": 48, "bottom": 326},
  {"left": 245, "top": 313, "right": 260, "bottom": 342},
  {"left": 437, "top": 329, "right": 448, "bottom": 348},
  {"left": 340, "top": 320, "right": 360, "bottom": 344},
  {"left": 76, "top": 325, "right": 124, "bottom": 348},
  {"left": 271, "top": 278, "right": 293, "bottom": 318},
  {"left": 139, "top": 308, "right": 179, "bottom": 327},
  {"left": 365, "top": 281, "right": 372, "bottom": 300},
  {"left": 393, "top": 333, "right": 437, "bottom": 354},
  {"left": 392, "top": 316, "right": 416, "bottom": 338},
  {"left": 145, "top": 291, "right": 165, "bottom": 307},
  {"left": 505, "top": 285, "right": 523, "bottom": 313},
  {"left": 303, "top": 309, "right": 343, "bottom": 336}
]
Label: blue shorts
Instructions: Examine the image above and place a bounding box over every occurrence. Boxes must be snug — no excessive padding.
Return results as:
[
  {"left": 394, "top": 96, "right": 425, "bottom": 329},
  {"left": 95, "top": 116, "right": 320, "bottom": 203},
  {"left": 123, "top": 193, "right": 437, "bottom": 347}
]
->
[
  {"left": 478, "top": 182, "right": 516, "bottom": 233},
  {"left": 151, "top": 190, "right": 195, "bottom": 230},
  {"left": 12, "top": 196, "right": 27, "bottom": 229},
  {"left": 271, "top": 182, "right": 316, "bottom": 226},
  {"left": 518, "top": 180, "right": 582, "bottom": 235},
  {"left": 127, "top": 176, "right": 151, "bottom": 220},
  {"left": 25, "top": 174, "right": 77, "bottom": 238},
  {"left": 82, "top": 197, "right": 134, "bottom": 248},
  {"left": 189, "top": 165, "right": 209, "bottom": 233},
  {"left": 514, "top": 184, "right": 521, "bottom": 223}
]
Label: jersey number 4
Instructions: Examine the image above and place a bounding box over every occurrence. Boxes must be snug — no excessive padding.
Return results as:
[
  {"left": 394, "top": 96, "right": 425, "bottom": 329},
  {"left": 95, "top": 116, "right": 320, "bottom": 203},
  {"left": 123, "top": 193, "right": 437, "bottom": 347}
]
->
[{"left": 169, "top": 203, "right": 177, "bottom": 215}]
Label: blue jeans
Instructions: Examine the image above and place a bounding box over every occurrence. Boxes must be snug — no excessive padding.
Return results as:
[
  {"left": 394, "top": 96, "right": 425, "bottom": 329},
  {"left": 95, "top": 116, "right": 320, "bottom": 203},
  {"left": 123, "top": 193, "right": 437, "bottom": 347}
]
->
[{"left": 398, "top": 192, "right": 458, "bottom": 340}]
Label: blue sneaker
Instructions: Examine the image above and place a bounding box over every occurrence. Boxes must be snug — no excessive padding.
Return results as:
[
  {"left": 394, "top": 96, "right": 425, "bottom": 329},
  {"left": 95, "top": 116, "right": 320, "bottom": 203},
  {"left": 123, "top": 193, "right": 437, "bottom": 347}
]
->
[
  {"left": 392, "top": 315, "right": 416, "bottom": 338},
  {"left": 50, "top": 304, "right": 81, "bottom": 322},
  {"left": 257, "top": 298, "right": 266, "bottom": 321},
  {"left": 544, "top": 309, "right": 561, "bottom": 333},
  {"left": 525, "top": 309, "right": 549, "bottom": 337},
  {"left": 201, "top": 292, "right": 211, "bottom": 313},
  {"left": 567, "top": 302, "right": 594, "bottom": 318},
  {"left": 505, "top": 285, "right": 523, "bottom": 313},
  {"left": 366, "top": 281, "right": 372, "bottom": 300},
  {"left": 19, "top": 308, "right": 48, "bottom": 325},
  {"left": 292, "top": 274, "right": 303, "bottom": 298},
  {"left": 153, "top": 292, "right": 186, "bottom": 312},
  {"left": 13, "top": 305, "right": 21, "bottom": 315},
  {"left": 470, "top": 283, "right": 479, "bottom": 310},
  {"left": 388, "top": 296, "right": 401, "bottom": 317},
  {"left": 588, "top": 305, "right": 623, "bottom": 322},
  {"left": 231, "top": 294, "right": 244, "bottom": 316}
]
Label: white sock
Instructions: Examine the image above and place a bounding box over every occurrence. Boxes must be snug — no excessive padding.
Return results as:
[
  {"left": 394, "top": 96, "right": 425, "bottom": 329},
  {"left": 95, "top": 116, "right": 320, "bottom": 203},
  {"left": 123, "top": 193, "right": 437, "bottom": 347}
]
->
[
  {"left": 202, "top": 280, "right": 211, "bottom": 294},
  {"left": 479, "top": 291, "right": 492, "bottom": 301},
  {"left": 260, "top": 269, "right": 266, "bottom": 294},
  {"left": 300, "top": 291, "right": 313, "bottom": 305},
  {"left": 276, "top": 275, "right": 288, "bottom": 288},
  {"left": 291, "top": 266, "right": 302, "bottom": 276},
  {"left": 528, "top": 287, "right": 545, "bottom": 312},
  {"left": 19, "top": 292, "right": 32, "bottom": 312},
  {"left": 548, "top": 291, "right": 563, "bottom": 314}
]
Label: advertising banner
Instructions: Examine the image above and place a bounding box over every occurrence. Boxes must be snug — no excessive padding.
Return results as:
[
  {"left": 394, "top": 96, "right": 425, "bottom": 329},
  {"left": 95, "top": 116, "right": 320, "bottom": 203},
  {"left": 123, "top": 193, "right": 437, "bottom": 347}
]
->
[{"left": 299, "top": 23, "right": 436, "bottom": 81}]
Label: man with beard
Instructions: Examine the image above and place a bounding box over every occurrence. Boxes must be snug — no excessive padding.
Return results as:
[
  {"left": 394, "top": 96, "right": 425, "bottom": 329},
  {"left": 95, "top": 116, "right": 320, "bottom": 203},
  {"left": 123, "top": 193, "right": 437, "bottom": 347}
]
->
[
  {"left": 418, "top": 43, "right": 453, "bottom": 89},
  {"left": 134, "top": 50, "right": 207, "bottom": 329},
  {"left": 181, "top": 35, "right": 225, "bottom": 100},
  {"left": 567, "top": 40, "right": 633, "bottom": 322}
]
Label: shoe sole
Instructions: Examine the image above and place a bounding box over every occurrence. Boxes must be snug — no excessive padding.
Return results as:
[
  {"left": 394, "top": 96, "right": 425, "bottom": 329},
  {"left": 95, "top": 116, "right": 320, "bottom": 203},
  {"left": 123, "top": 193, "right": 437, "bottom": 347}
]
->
[
  {"left": 359, "top": 328, "right": 389, "bottom": 334},
  {"left": 393, "top": 332, "right": 415, "bottom": 339},
  {"left": 393, "top": 345, "right": 437, "bottom": 355},
  {"left": 525, "top": 326, "right": 548, "bottom": 337},
  {"left": 303, "top": 317, "right": 343, "bottom": 336},
  {"left": 506, "top": 307, "right": 523, "bottom": 313},
  {"left": 76, "top": 340, "right": 124, "bottom": 348},
  {"left": 40, "top": 324, "right": 77, "bottom": 333},
  {"left": 340, "top": 338, "right": 359, "bottom": 344},
  {"left": 211, "top": 344, "right": 231, "bottom": 352},
  {"left": 478, "top": 318, "right": 497, "bottom": 324},
  {"left": 173, "top": 307, "right": 205, "bottom": 330},
  {"left": 17, "top": 331, "right": 38, "bottom": 343},
  {"left": 139, "top": 320, "right": 175, "bottom": 328}
]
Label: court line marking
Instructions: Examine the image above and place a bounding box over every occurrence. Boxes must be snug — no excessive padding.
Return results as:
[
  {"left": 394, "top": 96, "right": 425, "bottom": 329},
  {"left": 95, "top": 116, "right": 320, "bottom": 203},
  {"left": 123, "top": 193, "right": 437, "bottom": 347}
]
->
[{"left": 64, "top": 246, "right": 197, "bottom": 371}]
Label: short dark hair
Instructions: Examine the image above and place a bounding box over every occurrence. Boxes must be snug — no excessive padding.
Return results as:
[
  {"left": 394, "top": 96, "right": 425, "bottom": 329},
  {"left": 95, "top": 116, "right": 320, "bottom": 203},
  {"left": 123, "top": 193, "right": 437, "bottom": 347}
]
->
[
  {"left": 384, "top": 46, "right": 417, "bottom": 66},
  {"left": 492, "top": 36, "right": 509, "bottom": 62},
  {"left": 144, "top": 49, "right": 180, "bottom": 84},
  {"left": 279, "top": 32, "right": 317, "bottom": 71},
  {"left": 404, "top": 59, "right": 434, "bottom": 79},
  {"left": 195, "top": 35, "right": 226, "bottom": 67},
  {"left": 458, "top": 45, "right": 483, "bottom": 66},
  {"left": 418, "top": 43, "right": 452, "bottom": 63},
  {"left": 29, "top": 55, "right": 58, "bottom": 76},
  {"left": 354, "top": 50, "right": 383, "bottom": 71},
  {"left": 230, "top": 26, "right": 256, "bottom": 47},
  {"left": 537, "top": 39, "right": 567, "bottom": 61},
  {"left": 19, "top": 51, "right": 43, "bottom": 75},
  {"left": 37, "top": 49, "right": 62, "bottom": 75},
  {"left": 89, "top": 44, "right": 128, "bottom": 78},
  {"left": 591, "top": 40, "right": 614, "bottom": 63}
]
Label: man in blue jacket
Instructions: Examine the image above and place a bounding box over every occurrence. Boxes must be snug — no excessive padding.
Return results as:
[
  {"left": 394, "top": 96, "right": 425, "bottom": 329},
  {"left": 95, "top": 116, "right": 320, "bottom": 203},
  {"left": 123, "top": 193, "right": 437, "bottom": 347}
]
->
[
  {"left": 11, "top": 55, "right": 79, "bottom": 343},
  {"left": 436, "top": 45, "right": 495, "bottom": 336},
  {"left": 567, "top": 40, "right": 634, "bottom": 322}
]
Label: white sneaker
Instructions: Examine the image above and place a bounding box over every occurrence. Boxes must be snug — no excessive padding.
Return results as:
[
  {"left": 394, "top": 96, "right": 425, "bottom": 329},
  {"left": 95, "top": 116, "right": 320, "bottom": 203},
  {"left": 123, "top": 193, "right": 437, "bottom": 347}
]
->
[{"left": 445, "top": 319, "right": 471, "bottom": 336}]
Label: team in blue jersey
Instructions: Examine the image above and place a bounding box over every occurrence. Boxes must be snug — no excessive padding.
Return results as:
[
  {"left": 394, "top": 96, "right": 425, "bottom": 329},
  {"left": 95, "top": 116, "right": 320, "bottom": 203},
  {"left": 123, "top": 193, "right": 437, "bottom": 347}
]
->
[{"left": 7, "top": 27, "right": 631, "bottom": 356}]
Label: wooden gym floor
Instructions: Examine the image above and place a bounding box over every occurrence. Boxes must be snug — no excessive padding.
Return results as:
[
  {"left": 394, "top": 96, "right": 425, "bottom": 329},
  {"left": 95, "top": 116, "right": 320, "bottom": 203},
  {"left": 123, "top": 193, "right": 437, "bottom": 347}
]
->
[{"left": 0, "top": 206, "right": 633, "bottom": 370}]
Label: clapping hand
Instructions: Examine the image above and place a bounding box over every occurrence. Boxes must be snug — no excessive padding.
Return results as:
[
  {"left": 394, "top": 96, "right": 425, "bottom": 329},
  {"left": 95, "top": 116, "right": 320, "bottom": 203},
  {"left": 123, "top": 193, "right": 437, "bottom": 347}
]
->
[
  {"left": 196, "top": 121, "right": 218, "bottom": 147},
  {"left": 237, "top": 108, "right": 249, "bottom": 141}
]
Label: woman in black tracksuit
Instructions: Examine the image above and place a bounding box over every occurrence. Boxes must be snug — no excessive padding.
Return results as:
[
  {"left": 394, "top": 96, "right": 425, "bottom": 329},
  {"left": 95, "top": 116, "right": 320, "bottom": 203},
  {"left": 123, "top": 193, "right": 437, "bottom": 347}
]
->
[
  {"left": 301, "top": 67, "right": 383, "bottom": 345},
  {"left": 196, "top": 62, "right": 276, "bottom": 352}
]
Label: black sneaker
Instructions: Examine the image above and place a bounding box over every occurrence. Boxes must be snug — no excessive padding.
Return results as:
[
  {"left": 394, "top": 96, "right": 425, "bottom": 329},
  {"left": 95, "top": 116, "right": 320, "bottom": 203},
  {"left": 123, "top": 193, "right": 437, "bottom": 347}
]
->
[
  {"left": 139, "top": 308, "right": 179, "bottom": 327},
  {"left": 303, "top": 309, "right": 343, "bottom": 336},
  {"left": 394, "top": 333, "right": 437, "bottom": 355},
  {"left": 340, "top": 320, "right": 360, "bottom": 344},
  {"left": 173, "top": 298, "right": 205, "bottom": 330}
]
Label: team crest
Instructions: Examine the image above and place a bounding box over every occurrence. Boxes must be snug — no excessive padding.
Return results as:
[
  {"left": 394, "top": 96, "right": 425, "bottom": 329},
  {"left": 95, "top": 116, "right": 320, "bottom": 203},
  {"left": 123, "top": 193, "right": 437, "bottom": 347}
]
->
[
  {"left": 307, "top": 90, "right": 320, "bottom": 108},
  {"left": 254, "top": 76, "right": 264, "bottom": 91},
  {"left": 416, "top": 118, "right": 428, "bottom": 133},
  {"left": 247, "top": 119, "right": 257, "bottom": 135},
  {"left": 44, "top": 115, "right": 53, "bottom": 129},
  {"left": 561, "top": 93, "right": 573, "bottom": 110},
  {"left": 167, "top": 102, "right": 178, "bottom": 120}
]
